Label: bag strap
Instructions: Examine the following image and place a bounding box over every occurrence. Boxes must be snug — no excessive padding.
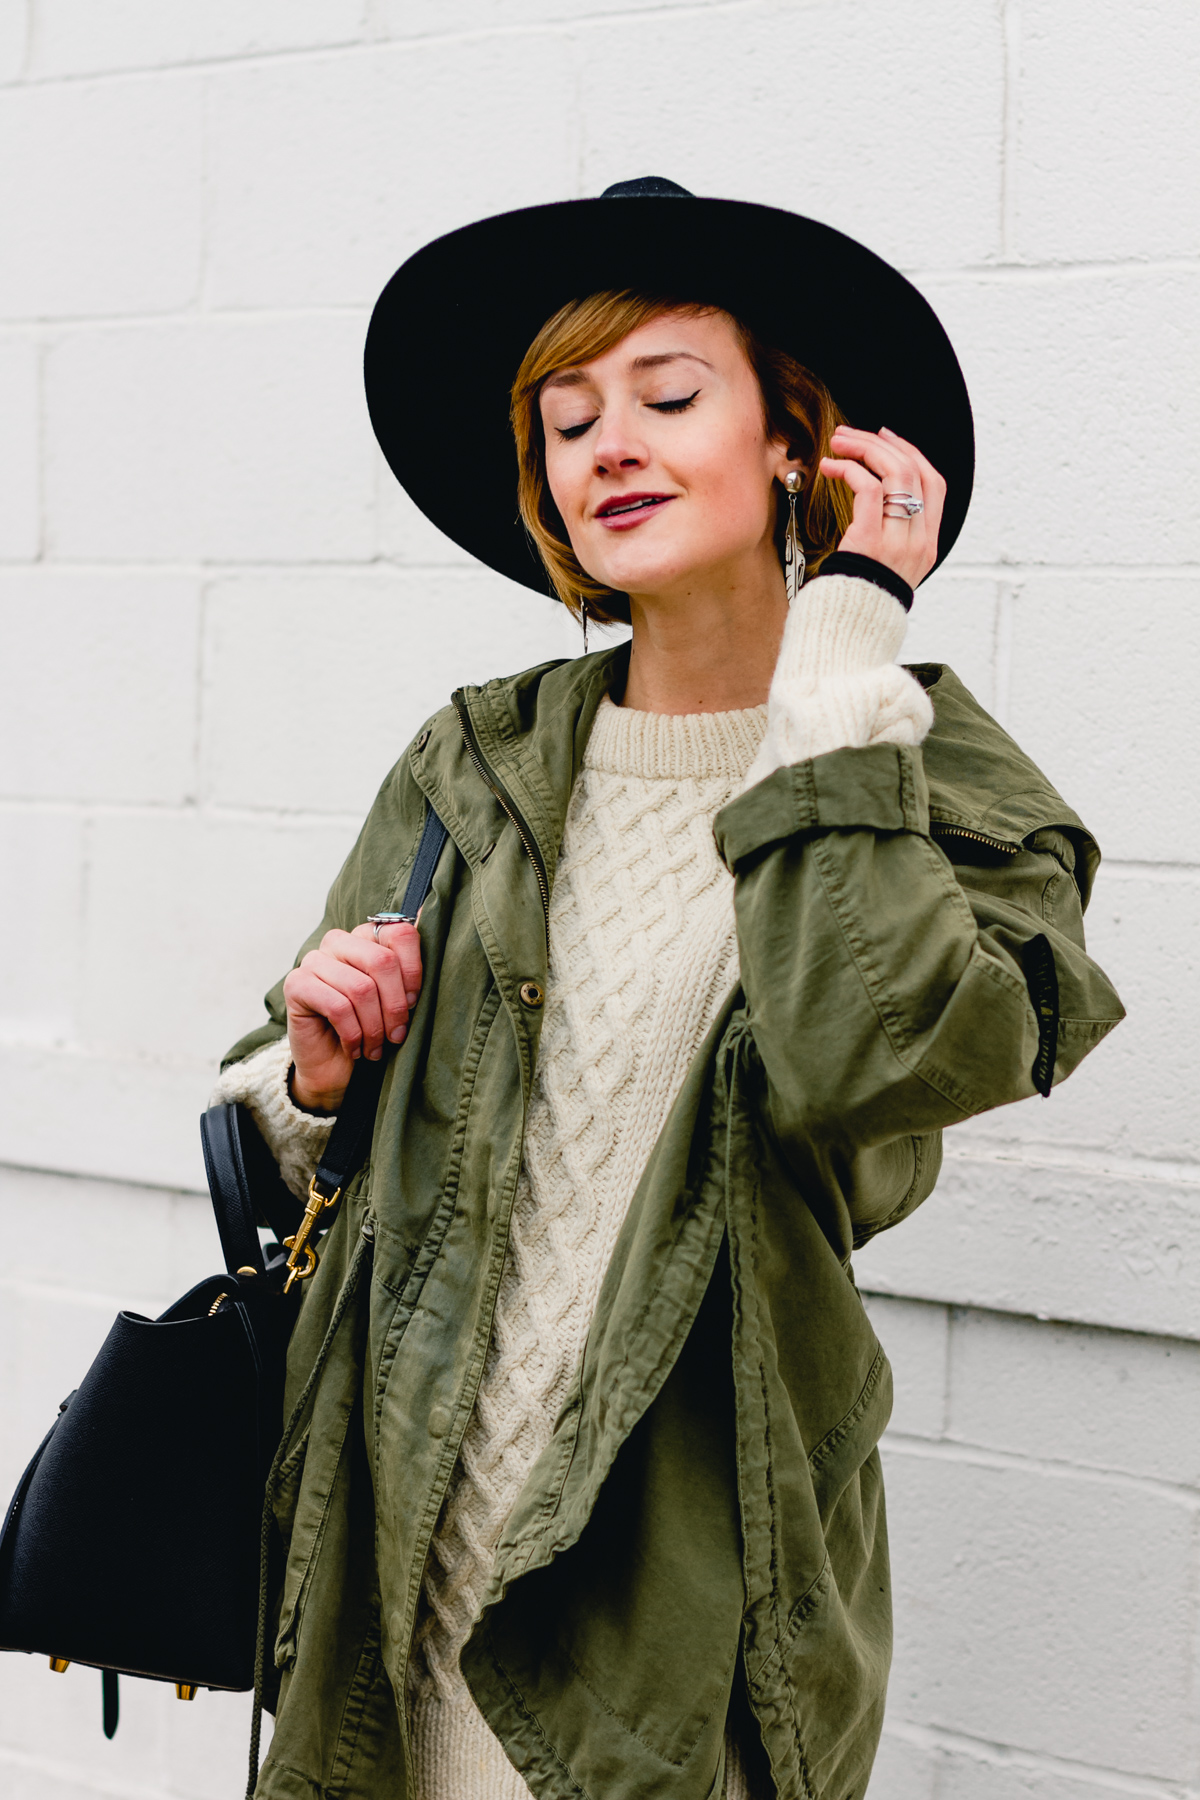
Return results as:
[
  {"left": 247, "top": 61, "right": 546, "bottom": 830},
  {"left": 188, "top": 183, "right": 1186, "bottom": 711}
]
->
[
  {"left": 311, "top": 805, "right": 448, "bottom": 1201},
  {"left": 200, "top": 1101, "right": 305, "bottom": 1277}
]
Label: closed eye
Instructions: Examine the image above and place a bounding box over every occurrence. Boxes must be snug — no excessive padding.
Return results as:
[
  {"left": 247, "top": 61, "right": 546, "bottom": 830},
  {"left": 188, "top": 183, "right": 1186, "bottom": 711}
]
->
[
  {"left": 648, "top": 389, "right": 700, "bottom": 414},
  {"left": 555, "top": 417, "right": 596, "bottom": 442}
]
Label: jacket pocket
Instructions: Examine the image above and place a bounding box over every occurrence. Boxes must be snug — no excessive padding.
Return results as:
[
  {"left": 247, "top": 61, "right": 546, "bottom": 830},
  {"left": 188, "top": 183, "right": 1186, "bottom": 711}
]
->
[{"left": 273, "top": 1404, "right": 356, "bottom": 1670}]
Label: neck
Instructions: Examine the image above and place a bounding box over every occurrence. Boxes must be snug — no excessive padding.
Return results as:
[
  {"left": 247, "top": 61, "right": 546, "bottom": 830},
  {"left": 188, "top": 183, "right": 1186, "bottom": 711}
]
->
[{"left": 619, "top": 548, "right": 788, "bottom": 714}]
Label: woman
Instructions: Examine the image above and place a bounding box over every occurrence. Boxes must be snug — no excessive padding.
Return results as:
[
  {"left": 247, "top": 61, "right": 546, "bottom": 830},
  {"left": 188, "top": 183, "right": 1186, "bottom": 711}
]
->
[{"left": 216, "top": 180, "right": 1123, "bottom": 1800}]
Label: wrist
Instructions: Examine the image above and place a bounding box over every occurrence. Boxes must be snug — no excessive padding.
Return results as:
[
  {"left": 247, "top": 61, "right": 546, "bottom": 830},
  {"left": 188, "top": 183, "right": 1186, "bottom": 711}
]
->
[
  {"left": 287, "top": 1063, "right": 343, "bottom": 1117},
  {"left": 817, "top": 551, "right": 913, "bottom": 611}
]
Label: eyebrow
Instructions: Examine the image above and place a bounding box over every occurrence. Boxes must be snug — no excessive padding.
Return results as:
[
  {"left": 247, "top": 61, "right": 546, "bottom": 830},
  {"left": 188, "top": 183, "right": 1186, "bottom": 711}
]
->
[{"left": 542, "top": 350, "right": 713, "bottom": 392}]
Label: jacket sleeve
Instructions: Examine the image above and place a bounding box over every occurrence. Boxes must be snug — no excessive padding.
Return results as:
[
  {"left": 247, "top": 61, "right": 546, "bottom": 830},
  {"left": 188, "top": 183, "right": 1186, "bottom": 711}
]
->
[{"left": 713, "top": 743, "right": 1125, "bottom": 1170}]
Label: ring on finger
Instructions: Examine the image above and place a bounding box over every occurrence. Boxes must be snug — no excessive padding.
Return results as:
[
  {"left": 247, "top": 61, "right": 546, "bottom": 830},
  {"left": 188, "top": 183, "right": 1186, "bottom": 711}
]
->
[
  {"left": 882, "top": 490, "right": 924, "bottom": 519},
  {"left": 367, "top": 910, "right": 408, "bottom": 943}
]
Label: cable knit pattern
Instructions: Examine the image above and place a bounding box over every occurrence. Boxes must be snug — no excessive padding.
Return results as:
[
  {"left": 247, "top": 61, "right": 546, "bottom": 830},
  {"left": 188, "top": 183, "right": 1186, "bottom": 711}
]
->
[
  {"left": 208, "top": 1033, "right": 333, "bottom": 1200},
  {"left": 408, "top": 695, "right": 767, "bottom": 1800},
  {"left": 742, "top": 571, "right": 933, "bottom": 789}
]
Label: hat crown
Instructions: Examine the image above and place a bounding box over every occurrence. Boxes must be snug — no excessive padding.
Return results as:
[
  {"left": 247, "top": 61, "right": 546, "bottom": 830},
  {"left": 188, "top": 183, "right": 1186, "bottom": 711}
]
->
[{"left": 600, "top": 176, "right": 693, "bottom": 200}]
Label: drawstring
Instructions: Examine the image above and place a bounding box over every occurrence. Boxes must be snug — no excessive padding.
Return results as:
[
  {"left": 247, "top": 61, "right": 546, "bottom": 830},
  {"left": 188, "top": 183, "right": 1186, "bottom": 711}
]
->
[{"left": 245, "top": 1234, "right": 371, "bottom": 1799}]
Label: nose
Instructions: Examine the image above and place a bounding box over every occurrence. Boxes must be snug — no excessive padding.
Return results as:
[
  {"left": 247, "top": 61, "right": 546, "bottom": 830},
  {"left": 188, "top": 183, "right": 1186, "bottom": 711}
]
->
[{"left": 592, "top": 409, "right": 648, "bottom": 478}]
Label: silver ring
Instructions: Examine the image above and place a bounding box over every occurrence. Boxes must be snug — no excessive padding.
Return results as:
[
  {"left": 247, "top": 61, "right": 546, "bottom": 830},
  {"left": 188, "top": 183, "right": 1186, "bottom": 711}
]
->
[
  {"left": 882, "top": 491, "right": 924, "bottom": 518},
  {"left": 367, "top": 911, "right": 406, "bottom": 942}
]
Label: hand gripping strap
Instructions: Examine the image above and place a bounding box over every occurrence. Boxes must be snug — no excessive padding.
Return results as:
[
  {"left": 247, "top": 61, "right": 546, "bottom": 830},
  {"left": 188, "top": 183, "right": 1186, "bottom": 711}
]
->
[{"left": 312, "top": 805, "right": 449, "bottom": 1199}]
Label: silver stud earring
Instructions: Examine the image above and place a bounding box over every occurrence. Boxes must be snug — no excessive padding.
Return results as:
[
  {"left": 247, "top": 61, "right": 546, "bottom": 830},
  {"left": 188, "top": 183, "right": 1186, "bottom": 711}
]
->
[{"left": 783, "top": 471, "right": 806, "bottom": 604}]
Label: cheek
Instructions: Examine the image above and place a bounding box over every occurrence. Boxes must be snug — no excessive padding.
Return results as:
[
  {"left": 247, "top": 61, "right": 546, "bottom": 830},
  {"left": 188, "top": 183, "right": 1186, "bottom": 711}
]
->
[
  {"left": 686, "top": 429, "right": 773, "bottom": 540},
  {"left": 543, "top": 443, "right": 583, "bottom": 527}
]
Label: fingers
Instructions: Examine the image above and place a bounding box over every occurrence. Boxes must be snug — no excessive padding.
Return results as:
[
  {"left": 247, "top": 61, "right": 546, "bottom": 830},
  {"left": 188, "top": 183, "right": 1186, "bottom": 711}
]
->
[
  {"left": 830, "top": 424, "right": 922, "bottom": 500},
  {"left": 822, "top": 424, "right": 946, "bottom": 587},
  {"left": 351, "top": 920, "right": 423, "bottom": 1010},
  {"left": 286, "top": 923, "right": 419, "bottom": 1063}
]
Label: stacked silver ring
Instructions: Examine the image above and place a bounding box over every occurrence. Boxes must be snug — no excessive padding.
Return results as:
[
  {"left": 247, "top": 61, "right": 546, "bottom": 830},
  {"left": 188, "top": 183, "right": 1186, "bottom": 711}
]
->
[
  {"left": 882, "top": 491, "right": 924, "bottom": 519},
  {"left": 367, "top": 910, "right": 409, "bottom": 942}
]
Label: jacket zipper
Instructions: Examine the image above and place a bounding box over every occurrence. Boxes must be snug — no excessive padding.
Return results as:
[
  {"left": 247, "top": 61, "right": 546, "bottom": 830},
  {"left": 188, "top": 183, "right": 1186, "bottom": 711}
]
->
[
  {"left": 931, "top": 822, "right": 1020, "bottom": 855},
  {"left": 452, "top": 689, "right": 551, "bottom": 945}
]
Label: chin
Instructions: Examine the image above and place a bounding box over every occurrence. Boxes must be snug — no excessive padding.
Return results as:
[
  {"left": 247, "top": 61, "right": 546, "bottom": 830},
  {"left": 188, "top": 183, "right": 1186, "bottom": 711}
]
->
[{"left": 583, "top": 540, "right": 699, "bottom": 599}]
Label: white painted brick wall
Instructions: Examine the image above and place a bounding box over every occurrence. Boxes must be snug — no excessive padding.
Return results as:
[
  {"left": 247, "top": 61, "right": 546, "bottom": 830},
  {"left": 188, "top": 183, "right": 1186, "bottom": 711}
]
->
[{"left": 0, "top": 5, "right": 1196, "bottom": 1796}]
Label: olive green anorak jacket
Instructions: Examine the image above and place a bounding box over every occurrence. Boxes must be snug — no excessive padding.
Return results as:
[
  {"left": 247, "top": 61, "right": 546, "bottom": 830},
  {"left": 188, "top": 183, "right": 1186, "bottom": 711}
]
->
[{"left": 224, "top": 652, "right": 1123, "bottom": 1800}]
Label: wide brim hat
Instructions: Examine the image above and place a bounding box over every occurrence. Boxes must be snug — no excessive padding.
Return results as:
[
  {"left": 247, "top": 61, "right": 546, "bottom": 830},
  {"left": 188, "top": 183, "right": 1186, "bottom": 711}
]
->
[{"left": 365, "top": 178, "right": 974, "bottom": 592}]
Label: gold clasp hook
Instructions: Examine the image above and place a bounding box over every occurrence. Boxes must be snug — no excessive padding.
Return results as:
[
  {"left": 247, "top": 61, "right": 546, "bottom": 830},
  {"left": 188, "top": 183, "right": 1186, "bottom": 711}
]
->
[{"left": 283, "top": 1176, "right": 342, "bottom": 1293}]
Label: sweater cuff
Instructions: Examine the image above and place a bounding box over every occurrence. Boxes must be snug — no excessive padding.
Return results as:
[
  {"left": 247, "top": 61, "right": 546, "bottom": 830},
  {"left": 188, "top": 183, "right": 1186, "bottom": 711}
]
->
[
  {"left": 818, "top": 552, "right": 914, "bottom": 611},
  {"left": 209, "top": 1034, "right": 336, "bottom": 1201},
  {"left": 741, "top": 574, "right": 933, "bottom": 788}
]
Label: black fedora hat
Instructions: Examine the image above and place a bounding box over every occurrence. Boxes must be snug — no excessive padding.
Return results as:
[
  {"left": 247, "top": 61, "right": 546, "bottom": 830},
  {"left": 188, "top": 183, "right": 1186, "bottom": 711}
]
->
[{"left": 365, "top": 178, "right": 974, "bottom": 592}]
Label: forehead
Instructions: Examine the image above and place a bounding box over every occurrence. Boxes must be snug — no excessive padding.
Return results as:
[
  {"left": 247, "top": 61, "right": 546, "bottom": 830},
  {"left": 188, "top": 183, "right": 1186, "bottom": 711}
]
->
[{"left": 540, "top": 308, "right": 747, "bottom": 393}]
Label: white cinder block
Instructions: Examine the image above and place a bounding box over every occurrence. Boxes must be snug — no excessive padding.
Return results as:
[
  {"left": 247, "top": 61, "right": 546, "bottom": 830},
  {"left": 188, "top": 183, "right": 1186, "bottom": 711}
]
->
[
  {"left": 204, "top": 38, "right": 576, "bottom": 311},
  {"left": 1013, "top": 0, "right": 1200, "bottom": 262},
  {"left": 855, "top": 1157, "right": 1200, "bottom": 1344},
  {"left": 381, "top": 0, "right": 685, "bottom": 31},
  {"left": 0, "top": 3, "right": 27, "bottom": 81},
  {"left": 1004, "top": 576, "right": 1200, "bottom": 867},
  {"left": 0, "top": 335, "right": 39, "bottom": 558},
  {"left": 901, "top": 576, "right": 997, "bottom": 712},
  {"left": 200, "top": 567, "right": 577, "bottom": 815},
  {"left": 0, "top": 571, "right": 201, "bottom": 803},
  {"left": 0, "top": 1165, "right": 213, "bottom": 1326},
  {"left": 79, "top": 809, "right": 360, "bottom": 1062},
  {"left": 947, "top": 1307, "right": 1200, "bottom": 1489},
  {"left": 44, "top": 316, "right": 376, "bottom": 562},
  {"left": 926, "top": 1746, "right": 1150, "bottom": 1800},
  {"left": 27, "top": 0, "right": 365, "bottom": 77},
  {"left": 861, "top": 1295, "right": 948, "bottom": 1441},
  {"left": 883, "top": 1451, "right": 1194, "bottom": 1779},
  {"left": 924, "top": 269, "right": 1200, "bottom": 567},
  {"left": 570, "top": 0, "right": 1004, "bottom": 271},
  {"left": 0, "top": 77, "right": 202, "bottom": 320},
  {"left": 869, "top": 1729, "right": 937, "bottom": 1800},
  {"left": 0, "top": 809, "right": 84, "bottom": 1042},
  {"left": 0, "top": 1041, "right": 218, "bottom": 1191}
]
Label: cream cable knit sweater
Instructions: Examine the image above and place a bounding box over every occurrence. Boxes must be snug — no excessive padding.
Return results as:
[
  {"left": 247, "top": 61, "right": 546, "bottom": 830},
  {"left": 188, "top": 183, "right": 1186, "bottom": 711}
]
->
[{"left": 212, "top": 573, "right": 931, "bottom": 1800}]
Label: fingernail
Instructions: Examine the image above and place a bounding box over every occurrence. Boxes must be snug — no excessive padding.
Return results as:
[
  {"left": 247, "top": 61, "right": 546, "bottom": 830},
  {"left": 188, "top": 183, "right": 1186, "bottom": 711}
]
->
[
  {"left": 352, "top": 1047, "right": 361, "bottom": 1059},
  {"left": 369, "top": 1047, "right": 381, "bottom": 1061},
  {"left": 389, "top": 1026, "right": 405, "bottom": 1043},
  {"left": 406, "top": 992, "right": 419, "bottom": 1008}
]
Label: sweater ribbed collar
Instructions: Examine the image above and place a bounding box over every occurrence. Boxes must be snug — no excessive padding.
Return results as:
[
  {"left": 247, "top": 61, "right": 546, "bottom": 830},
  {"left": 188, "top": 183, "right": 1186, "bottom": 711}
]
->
[{"left": 583, "top": 695, "right": 767, "bottom": 782}]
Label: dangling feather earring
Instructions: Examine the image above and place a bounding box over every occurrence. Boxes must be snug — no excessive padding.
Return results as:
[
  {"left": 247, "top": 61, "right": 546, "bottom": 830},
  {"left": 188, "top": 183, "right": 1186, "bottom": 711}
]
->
[
  {"left": 783, "top": 470, "right": 806, "bottom": 604},
  {"left": 580, "top": 597, "right": 590, "bottom": 653}
]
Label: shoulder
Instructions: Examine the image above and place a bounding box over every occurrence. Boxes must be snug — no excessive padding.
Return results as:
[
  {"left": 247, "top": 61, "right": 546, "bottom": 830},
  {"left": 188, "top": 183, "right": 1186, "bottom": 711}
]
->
[{"left": 910, "top": 663, "right": 1101, "bottom": 902}]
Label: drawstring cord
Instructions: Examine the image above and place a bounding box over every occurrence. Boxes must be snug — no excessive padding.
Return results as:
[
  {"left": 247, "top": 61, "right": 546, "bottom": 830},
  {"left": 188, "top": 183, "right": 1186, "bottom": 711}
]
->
[{"left": 245, "top": 1234, "right": 371, "bottom": 1799}]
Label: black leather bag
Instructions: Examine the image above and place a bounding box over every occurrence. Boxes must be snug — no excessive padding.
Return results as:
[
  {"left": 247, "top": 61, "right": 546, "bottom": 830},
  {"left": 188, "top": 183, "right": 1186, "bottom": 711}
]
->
[{"left": 0, "top": 806, "right": 448, "bottom": 1730}]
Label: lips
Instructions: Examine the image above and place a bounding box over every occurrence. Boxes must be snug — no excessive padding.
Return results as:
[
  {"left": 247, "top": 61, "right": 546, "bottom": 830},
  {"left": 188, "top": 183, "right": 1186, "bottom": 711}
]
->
[{"left": 595, "top": 492, "right": 674, "bottom": 522}]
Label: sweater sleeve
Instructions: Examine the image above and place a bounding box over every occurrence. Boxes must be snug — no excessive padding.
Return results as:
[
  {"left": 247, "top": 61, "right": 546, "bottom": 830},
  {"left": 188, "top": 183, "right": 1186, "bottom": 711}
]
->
[
  {"left": 208, "top": 1034, "right": 335, "bottom": 1201},
  {"left": 741, "top": 572, "right": 933, "bottom": 791}
]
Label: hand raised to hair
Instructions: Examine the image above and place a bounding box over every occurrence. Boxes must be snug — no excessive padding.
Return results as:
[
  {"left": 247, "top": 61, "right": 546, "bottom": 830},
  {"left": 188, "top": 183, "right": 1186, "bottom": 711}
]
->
[{"left": 820, "top": 424, "right": 947, "bottom": 589}]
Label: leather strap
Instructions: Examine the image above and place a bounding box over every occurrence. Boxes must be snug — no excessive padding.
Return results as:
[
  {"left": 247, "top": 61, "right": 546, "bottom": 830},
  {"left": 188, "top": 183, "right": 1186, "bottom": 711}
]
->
[{"left": 312, "top": 806, "right": 448, "bottom": 1199}]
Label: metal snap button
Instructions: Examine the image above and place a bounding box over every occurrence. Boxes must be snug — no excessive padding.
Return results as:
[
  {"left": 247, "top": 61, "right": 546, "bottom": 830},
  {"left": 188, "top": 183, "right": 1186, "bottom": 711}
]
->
[
  {"left": 428, "top": 1403, "right": 451, "bottom": 1439},
  {"left": 519, "top": 980, "right": 544, "bottom": 1009},
  {"left": 415, "top": 729, "right": 430, "bottom": 752}
]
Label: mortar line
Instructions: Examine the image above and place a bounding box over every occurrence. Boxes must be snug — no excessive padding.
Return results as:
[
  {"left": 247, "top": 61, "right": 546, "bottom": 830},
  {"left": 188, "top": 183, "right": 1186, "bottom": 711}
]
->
[
  {"left": 1000, "top": 0, "right": 1022, "bottom": 260},
  {"left": 880, "top": 1430, "right": 1200, "bottom": 1506},
  {"left": 881, "top": 1718, "right": 1195, "bottom": 1798}
]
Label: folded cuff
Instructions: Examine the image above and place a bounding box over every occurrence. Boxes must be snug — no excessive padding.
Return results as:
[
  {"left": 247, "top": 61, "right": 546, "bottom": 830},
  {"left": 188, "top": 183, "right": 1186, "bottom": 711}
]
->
[
  {"left": 209, "top": 1034, "right": 336, "bottom": 1201},
  {"left": 715, "top": 742, "right": 931, "bottom": 873}
]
